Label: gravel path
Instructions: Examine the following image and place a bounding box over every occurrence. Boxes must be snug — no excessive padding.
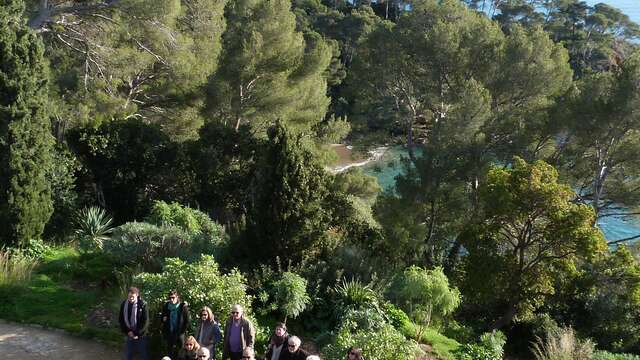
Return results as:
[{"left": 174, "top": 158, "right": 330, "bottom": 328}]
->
[{"left": 0, "top": 320, "right": 121, "bottom": 360}]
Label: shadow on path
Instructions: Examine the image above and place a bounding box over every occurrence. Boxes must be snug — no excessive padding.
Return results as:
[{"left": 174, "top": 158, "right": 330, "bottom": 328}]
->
[{"left": 0, "top": 320, "right": 120, "bottom": 360}]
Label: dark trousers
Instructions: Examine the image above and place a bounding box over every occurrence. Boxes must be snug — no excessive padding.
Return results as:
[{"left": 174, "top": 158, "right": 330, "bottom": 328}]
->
[
  {"left": 167, "top": 333, "right": 186, "bottom": 359},
  {"left": 230, "top": 352, "right": 243, "bottom": 360},
  {"left": 125, "top": 336, "right": 148, "bottom": 360}
]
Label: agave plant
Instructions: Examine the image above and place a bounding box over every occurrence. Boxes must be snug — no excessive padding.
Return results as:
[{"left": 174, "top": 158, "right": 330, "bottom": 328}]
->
[
  {"left": 75, "top": 206, "right": 114, "bottom": 253},
  {"left": 333, "top": 278, "right": 381, "bottom": 312}
]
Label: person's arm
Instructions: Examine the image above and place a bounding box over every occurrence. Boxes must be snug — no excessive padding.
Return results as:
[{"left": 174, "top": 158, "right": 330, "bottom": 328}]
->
[
  {"left": 183, "top": 304, "right": 191, "bottom": 334},
  {"left": 213, "top": 323, "right": 223, "bottom": 344},
  {"left": 221, "top": 321, "right": 229, "bottom": 360},
  {"left": 247, "top": 319, "right": 256, "bottom": 348},
  {"left": 138, "top": 302, "right": 150, "bottom": 337},
  {"left": 118, "top": 301, "right": 128, "bottom": 334}
]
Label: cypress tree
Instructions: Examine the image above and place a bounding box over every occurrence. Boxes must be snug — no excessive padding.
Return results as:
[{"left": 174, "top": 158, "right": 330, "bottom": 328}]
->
[
  {"left": 246, "top": 121, "right": 331, "bottom": 265},
  {"left": 0, "top": 0, "right": 54, "bottom": 246}
]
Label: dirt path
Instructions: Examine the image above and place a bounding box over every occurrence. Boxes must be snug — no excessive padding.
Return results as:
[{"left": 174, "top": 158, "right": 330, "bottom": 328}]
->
[{"left": 0, "top": 320, "right": 121, "bottom": 360}]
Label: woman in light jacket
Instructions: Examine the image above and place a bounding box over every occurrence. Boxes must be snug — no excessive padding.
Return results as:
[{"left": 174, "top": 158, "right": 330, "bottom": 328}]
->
[{"left": 195, "top": 306, "right": 222, "bottom": 356}]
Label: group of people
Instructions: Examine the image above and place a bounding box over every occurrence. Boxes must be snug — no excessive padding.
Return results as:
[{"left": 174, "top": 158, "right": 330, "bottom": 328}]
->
[{"left": 118, "top": 287, "right": 366, "bottom": 360}]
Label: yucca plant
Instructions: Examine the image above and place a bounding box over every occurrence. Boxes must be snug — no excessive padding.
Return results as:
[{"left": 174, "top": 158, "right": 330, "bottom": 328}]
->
[
  {"left": 532, "top": 327, "right": 594, "bottom": 360},
  {"left": 75, "top": 206, "right": 114, "bottom": 253},
  {"left": 333, "top": 278, "right": 382, "bottom": 313}
]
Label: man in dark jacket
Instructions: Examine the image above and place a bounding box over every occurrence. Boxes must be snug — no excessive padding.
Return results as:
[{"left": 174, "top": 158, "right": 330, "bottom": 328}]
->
[
  {"left": 161, "top": 290, "right": 190, "bottom": 359},
  {"left": 222, "top": 304, "right": 255, "bottom": 360},
  {"left": 119, "top": 287, "right": 150, "bottom": 360},
  {"left": 279, "top": 336, "right": 309, "bottom": 360}
]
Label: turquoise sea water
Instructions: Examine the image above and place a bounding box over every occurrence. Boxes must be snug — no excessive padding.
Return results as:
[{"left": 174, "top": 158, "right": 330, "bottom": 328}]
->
[{"left": 362, "top": 147, "right": 640, "bottom": 243}]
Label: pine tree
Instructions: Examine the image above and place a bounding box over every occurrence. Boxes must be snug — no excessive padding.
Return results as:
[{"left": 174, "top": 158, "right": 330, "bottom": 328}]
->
[
  {"left": 0, "top": 0, "right": 54, "bottom": 246},
  {"left": 207, "top": 0, "right": 331, "bottom": 135}
]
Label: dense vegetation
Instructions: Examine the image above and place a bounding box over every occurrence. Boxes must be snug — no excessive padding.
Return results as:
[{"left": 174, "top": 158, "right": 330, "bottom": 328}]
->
[{"left": 3, "top": 0, "right": 640, "bottom": 358}]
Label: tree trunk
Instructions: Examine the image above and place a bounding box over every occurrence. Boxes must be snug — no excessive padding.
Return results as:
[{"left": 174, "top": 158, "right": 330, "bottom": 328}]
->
[{"left": 490, "top": 303, "right": 517, "bottom": 330}]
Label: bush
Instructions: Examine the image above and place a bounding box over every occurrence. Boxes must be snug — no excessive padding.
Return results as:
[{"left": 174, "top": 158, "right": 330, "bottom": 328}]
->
[
  {"left": 454, "top": 344, "right": 501, "bottom": 360},
  {"left": 103, "top": 206, "right": 226, "bottom": 271},
  {"left": 592, "top": 351, "right": 640, "bottom": 360},
  {"left": 333, "top": 278, "right": 383, "bottom": 315},
  {"left": 322, "top": 314, "right": 421, "bottom": 360},
  {"left": 104, "top": 222, "right": 191, "bottom": 271},
  {"left": 146, "top": 201, "right": 224, "bottom": 238},
  {"left": 531, "top": 327, "right": 594, "bottom": 360},
  {"left": 0, "top": 250, "right": 38, "bottom": 287},
  {"left": 134, "top": 255, "right": 253, "bottom": 328}
]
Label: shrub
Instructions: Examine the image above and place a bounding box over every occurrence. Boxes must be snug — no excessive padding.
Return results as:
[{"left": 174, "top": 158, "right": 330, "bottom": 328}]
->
[
  {"left": 104, "top": 222, "right": 190, "bottom": 271},
  {"left": 74, "top": 206, "right": 114, "bottom": 253},
  {"left": 0, "top": 250, "right": 38, "bottom": 287},
  {"left": 454, "top": 344, "right": 501, "bottom": 360},
  {"left": 333, "top": 278, "right": 382, "bottom": 314},
  {"left": 146, "top": 201, "right": 224, "bottom": 238},
  {"left": 134, "top": 255, "right": 253, "bottom": 328},
  {"left": 322, "top": 314, "right": 421, "bottom": 360},
  {"left": 592, "top": 351, "right": 640, "bottom": 360},
  {"left": 19, "top": 238, "right": 52, "bottom": 259},
  {"left": 272, "top": 271, "right": 310, "bottom": 323},
  {"left": 531, "top": 327, "right": 594, "bottom": 360},
  {"left": 388, "top": 266, "right": 460, "bottom": 339}
]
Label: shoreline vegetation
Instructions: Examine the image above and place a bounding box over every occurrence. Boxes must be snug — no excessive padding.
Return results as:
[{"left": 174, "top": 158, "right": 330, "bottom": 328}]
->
[{"left": 329, "top": 144, "right": 388, "bottom": 173}]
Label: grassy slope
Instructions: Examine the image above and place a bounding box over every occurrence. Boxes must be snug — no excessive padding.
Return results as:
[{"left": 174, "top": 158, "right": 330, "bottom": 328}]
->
[{"left": 0, "top": 247, "right": 123, "bottom": 346}]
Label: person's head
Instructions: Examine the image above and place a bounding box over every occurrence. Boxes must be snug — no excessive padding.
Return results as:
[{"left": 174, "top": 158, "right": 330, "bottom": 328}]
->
[
  {"left": 347, "top": 347, "right": 363, "bottom": 360},
  {"left": 274, "top": 322, "right": 287, "bottom": 337},
  {"left": 287, "top": 336, "right": 302, "bottom": 353},
  {"left": 231, "top": 304, "right": 243, "bottom": 320},
  {"left": 307, "top": 356, "right": 321, "bottom": 360},
  {"left": 196, "top": 347, "right": 210, "bottom": 360},
  {"left": 168, "top": 290, "right": 179, "bottom": 304},
  {"left": 242, "top": 347, "right": 255, "bottom": 360},
  {"left": 127, "top": 287, "right": 140, "bottom": 303},
  {"left": 184, "top": 336, "right": 199, "bottom": 352},
  {"left": 161, "top": 357, "right": 172, "bottom": 360},
  {"left": 200, "top": 306, "right": 214, "bottom": 322}
]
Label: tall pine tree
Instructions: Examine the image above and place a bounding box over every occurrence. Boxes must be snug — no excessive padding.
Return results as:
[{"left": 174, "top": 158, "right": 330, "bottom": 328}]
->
[
  {"left": 207, "top": 0, "right": 331, "bottom": 135},
  {"left": 0, "top": 0, "right": 54, "bottom": 246}
]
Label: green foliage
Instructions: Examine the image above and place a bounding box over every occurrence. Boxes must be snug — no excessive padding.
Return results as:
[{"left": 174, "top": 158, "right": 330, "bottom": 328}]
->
[
  {"left": 332, "top": 278, "right": 381, "bottom": 314},
  {"left": 245, "top": 121, "right": 332, "bottom": 265},
  {"left": 134, "top": 255, "right": 253, "bottom": 326},
  {"left": 560, "top": 53, "right": 640, "bottom": 221},
  {"left": 452, "top": 331, "right": 505, "bottom": 360},
  {"left": 104, "top": 220, "right": 224, "bottom": 271},
  {"left": 207, "top": 0, "right": 331, "bottom": 134},
  {"left": 321, "top": 313, "right": 421, "bottom": 360},
  {"left": 74, "top": 206, "right": 114, "bottom": 253},
  {"left": 0, "top": 245, "right": 122, "bottom": 345},
  {"left": 44, "top": 144, "right": 81, "bottom": 241},
  {"left": 558, "top": 246, "right": 640, "bottom": 353},
  {"left": 67, "top": 119, "right": 185, "bottom": 222},
  {"left": 272, "top": 271, "right": 310, "bottom": 323},
  {"left": 461, "top": 158, "right": 606, "bottom": 329},
  {"left": 332, "top": 167, "right": 381, "bottom": 203},
  {"left": 40, "top": 0, "right": 229, "bottom": 139},
  {"left": 531, "top": 327, "right": 594, "bottom": 360},
  {"left": 592, "top": 351, "right": 640, "bottom": 360},
  {"left": 146, "top": 200, "right": 226, "bottom": 240},
  {"left": 0, "top": 249, "right": 38, "bottom": 287},
  {"left": 389, "top": 266, "right": 460, "bottom": 335},
  {"left": 0, "top": 0, "right": 54, "bottom": 247}
]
